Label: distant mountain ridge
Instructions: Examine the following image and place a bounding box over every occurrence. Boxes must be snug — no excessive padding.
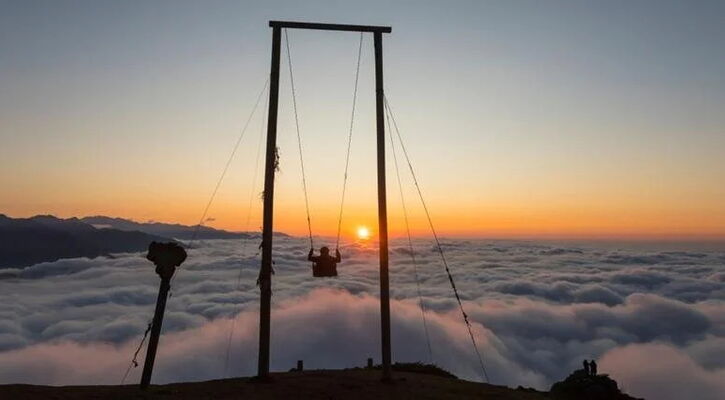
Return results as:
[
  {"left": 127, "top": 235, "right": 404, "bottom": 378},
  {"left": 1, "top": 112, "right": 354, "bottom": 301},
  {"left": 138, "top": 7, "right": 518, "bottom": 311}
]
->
[
  {"left": 80, "top": 216, "right": 268, "bottom": 240},
  {"left": 0, "top": 214, "right": 280, "bottom": 269},
  {"left": 0, "top": 214, "right": 171, "bottom": 269}
]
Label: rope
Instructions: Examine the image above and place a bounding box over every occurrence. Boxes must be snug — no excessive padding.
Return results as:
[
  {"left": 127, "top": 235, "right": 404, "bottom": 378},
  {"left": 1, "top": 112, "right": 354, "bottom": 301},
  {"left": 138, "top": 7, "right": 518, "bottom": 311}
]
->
[
  {"left": 284, "top": 28, "right": 314, "bottom": 250},
  {"left": 384, "top": 96, "right": 490, "bottom": 383},
  {"left": 169, "top": 77, "right": 270, "bottom": 293},
  {"left": 120, "top": 321, "right": 152, "bottom": 384},
  {"left": 187, "top": 78, "right": 271, "bottom": 245},
  {"left": 335, "top": 32, "right": 364, "bottom": 250},
  {"left": 386, "top": 106, "right": 434, "bottom": 364},
  {"left": 223, "top": 84, "right": 268, "bottom": 378},
  {"left": 120, "top": 77, "right": 269, "bottom": 384}
]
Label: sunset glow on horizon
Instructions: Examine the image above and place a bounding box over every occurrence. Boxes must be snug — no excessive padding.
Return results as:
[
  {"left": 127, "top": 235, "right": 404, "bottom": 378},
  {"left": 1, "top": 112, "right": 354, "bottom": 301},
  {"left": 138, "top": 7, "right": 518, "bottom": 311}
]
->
[{"left": 1, "top": 1, "right": 724, "bottom": 241}]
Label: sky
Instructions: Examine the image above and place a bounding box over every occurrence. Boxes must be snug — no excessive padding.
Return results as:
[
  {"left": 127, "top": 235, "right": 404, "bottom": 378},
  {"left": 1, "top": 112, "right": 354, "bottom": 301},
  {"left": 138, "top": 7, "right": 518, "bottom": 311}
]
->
[{"left": 1, "top": 0, "right": 725, "bottom": 239}]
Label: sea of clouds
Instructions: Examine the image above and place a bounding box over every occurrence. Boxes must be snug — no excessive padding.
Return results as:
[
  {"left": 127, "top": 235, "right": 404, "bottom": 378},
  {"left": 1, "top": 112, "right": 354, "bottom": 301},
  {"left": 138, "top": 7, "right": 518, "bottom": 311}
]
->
[{"left": 1, "top": 236, "right": 724, "bottom": 399}]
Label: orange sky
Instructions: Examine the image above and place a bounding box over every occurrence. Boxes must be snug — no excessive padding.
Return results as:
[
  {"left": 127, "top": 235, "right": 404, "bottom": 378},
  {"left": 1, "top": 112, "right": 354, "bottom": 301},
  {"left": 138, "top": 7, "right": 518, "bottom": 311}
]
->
[
  {"left": 2, "top": 187, "right": 723, "bottom": 240},
  {"left": 2, "top": 2, "right": 725, "bottom": 241}
]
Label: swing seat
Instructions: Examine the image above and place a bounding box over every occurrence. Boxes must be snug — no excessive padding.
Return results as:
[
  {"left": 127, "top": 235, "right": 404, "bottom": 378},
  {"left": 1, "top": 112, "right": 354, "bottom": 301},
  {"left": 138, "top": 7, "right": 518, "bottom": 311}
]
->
[{"left": 312, "top": 262, "right": 338, "bottom": 278}]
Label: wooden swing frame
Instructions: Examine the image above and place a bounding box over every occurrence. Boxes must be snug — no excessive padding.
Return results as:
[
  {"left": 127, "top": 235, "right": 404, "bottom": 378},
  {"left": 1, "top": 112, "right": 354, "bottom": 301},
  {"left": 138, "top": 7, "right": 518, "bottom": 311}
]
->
[{"left": 257, "top": 20, "right": 393, "bottom": 381}]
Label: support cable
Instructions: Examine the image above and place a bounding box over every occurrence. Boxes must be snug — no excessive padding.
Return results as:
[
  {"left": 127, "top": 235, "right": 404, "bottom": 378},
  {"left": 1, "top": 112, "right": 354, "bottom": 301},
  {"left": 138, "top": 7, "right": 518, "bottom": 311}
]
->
[
  {"left": 189, "top": 79, "right": 270, "bottom": 244},
  {"left": 120, "top": 321, "right": 152, "bottom": 384},
  {"left": 223, "top": 85, "right": 269, "bottom": 377},
  {"left": 384, "top": 96, "right": 490, "bottom": 383},
  {"left": 335, "top": 32, "right": 364, "bottom": 250},
  {"left": 120, "top": 77, "right": 269, "bottom": 384},
  {"left": 386, "top": 106, "right": 434, "bottom": 364},
  {"left": 170, "top": 77, "right": 270, "bottom": 292},
  {"left": 284, "top": 28, "right": 314, "bottom": 250}
]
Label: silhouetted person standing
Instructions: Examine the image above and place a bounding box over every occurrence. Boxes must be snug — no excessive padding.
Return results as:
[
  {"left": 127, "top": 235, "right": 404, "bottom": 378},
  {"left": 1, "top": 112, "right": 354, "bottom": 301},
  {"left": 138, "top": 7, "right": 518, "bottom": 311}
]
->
[
  {"left": 308, "top": 246, "right": 341, "bottom": 277},
  {"left": 583, "top": 360, "right": 590, "bottom": 375},
  {"left": 590, "top": 359, "right": 597, "bottom": 376}
]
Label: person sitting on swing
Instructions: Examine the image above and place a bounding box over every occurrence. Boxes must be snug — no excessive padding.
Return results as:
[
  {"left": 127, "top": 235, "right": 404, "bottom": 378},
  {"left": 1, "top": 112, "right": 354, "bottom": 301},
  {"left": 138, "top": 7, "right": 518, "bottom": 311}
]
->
[{"left": 308, "top": 246, "right": 341, "bottom": 277}]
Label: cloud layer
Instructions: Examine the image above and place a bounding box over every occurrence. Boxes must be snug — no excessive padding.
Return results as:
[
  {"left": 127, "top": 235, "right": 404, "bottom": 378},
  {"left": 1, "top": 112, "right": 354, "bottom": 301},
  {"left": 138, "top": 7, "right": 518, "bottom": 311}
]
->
[{"left": 1, "top": 237, "right": 724, "bottom": 399}]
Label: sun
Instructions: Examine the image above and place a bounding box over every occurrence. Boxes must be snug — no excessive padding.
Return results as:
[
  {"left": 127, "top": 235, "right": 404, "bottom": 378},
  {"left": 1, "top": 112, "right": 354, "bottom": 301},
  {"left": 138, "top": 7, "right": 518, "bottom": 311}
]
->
[{"left": 356, "top": 226, "right": 371, "bottom": 240}]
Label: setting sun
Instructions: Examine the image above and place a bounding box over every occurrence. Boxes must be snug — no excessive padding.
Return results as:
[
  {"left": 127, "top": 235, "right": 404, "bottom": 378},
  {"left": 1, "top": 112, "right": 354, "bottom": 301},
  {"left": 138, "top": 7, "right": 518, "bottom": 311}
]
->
[{"left": 356, "top": 226, "right": 371, "bottom": 240}]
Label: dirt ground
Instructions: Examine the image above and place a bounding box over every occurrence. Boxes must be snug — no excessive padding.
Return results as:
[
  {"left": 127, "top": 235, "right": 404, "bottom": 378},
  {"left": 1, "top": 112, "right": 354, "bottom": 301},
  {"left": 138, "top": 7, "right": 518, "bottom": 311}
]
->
[{"left": 0, "top": 368, "right": 549, "bottom": 399}]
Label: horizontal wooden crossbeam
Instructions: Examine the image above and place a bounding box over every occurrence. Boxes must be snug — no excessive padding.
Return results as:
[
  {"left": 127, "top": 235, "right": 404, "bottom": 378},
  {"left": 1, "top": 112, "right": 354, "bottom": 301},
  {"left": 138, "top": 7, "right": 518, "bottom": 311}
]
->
[{"left": 269, "top": 20, "right": 392, "bottom": 33}]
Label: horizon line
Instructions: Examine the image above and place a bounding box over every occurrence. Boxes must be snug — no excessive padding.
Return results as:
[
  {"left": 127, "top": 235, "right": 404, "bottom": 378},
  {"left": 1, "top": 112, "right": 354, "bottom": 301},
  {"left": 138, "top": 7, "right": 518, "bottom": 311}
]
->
[{"left": 5, "top": 212, "right": 725, "bottom": 243}]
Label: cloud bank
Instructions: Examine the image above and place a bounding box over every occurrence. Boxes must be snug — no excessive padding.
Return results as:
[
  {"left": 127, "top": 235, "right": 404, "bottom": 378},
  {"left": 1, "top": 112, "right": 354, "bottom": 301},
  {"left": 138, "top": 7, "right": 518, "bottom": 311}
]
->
[{"left": 1, "top": 237, "right": 723, "bottom": 399}]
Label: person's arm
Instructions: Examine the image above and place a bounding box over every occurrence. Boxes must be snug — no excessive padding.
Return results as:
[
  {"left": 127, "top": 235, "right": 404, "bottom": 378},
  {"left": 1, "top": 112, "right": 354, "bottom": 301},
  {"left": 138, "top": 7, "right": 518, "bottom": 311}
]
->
[
  {"left": 334, "top": 249, "right": 341, "bottom": 262},
  {"left": 308, "top": 249, "right": 315, "bottom": 261}
]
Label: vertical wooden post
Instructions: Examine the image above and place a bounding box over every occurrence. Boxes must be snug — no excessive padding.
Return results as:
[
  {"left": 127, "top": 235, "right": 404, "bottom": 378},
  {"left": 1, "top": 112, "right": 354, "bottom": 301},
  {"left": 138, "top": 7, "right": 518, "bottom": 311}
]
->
[
  {"left": 139, "top": 242, "right": 185, "bottom": 389},
  {"left": 257, "top": 25, "right": 282, "bottom": 380},
  {"left": 374, "top": 30, "right": 392, "bottom": 381},
  {"left": 140, "top": 278, "right": 170, "bottom": 388}
]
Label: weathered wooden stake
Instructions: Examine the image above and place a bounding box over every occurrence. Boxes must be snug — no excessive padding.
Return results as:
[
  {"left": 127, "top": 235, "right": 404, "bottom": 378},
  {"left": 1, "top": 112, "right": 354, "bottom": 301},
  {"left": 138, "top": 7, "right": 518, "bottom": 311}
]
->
[
  {"left": 140, "top": 242, "right": 186, "bottom": 389},
  {"left": 140, "top": 278, "right": 170, "bottom": 388}
]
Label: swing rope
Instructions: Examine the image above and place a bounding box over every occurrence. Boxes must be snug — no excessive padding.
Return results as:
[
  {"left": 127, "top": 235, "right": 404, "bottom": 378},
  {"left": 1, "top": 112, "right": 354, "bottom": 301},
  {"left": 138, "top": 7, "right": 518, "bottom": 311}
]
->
[
  {"left": 385, "top": 95, "right": 490, "bottom": 383},
  {"left": 386, "top": 105, "right": 434, "bottom": 364},
  {"left": 334, "top": 33, "right": 364, "bottom": 250},
  {"left": 284, "top": 28, "right": 314, "bottom": 250}
]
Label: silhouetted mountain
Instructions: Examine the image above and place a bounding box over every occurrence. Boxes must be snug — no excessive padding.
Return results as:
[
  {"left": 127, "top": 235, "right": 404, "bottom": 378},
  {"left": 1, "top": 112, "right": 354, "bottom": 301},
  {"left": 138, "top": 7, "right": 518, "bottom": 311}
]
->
[
  {"left": 0, "top": 214, "right": 171, "bottom": 269},
  {"left": 80, "top": 216, "right": 270, "bottom": 240}
]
